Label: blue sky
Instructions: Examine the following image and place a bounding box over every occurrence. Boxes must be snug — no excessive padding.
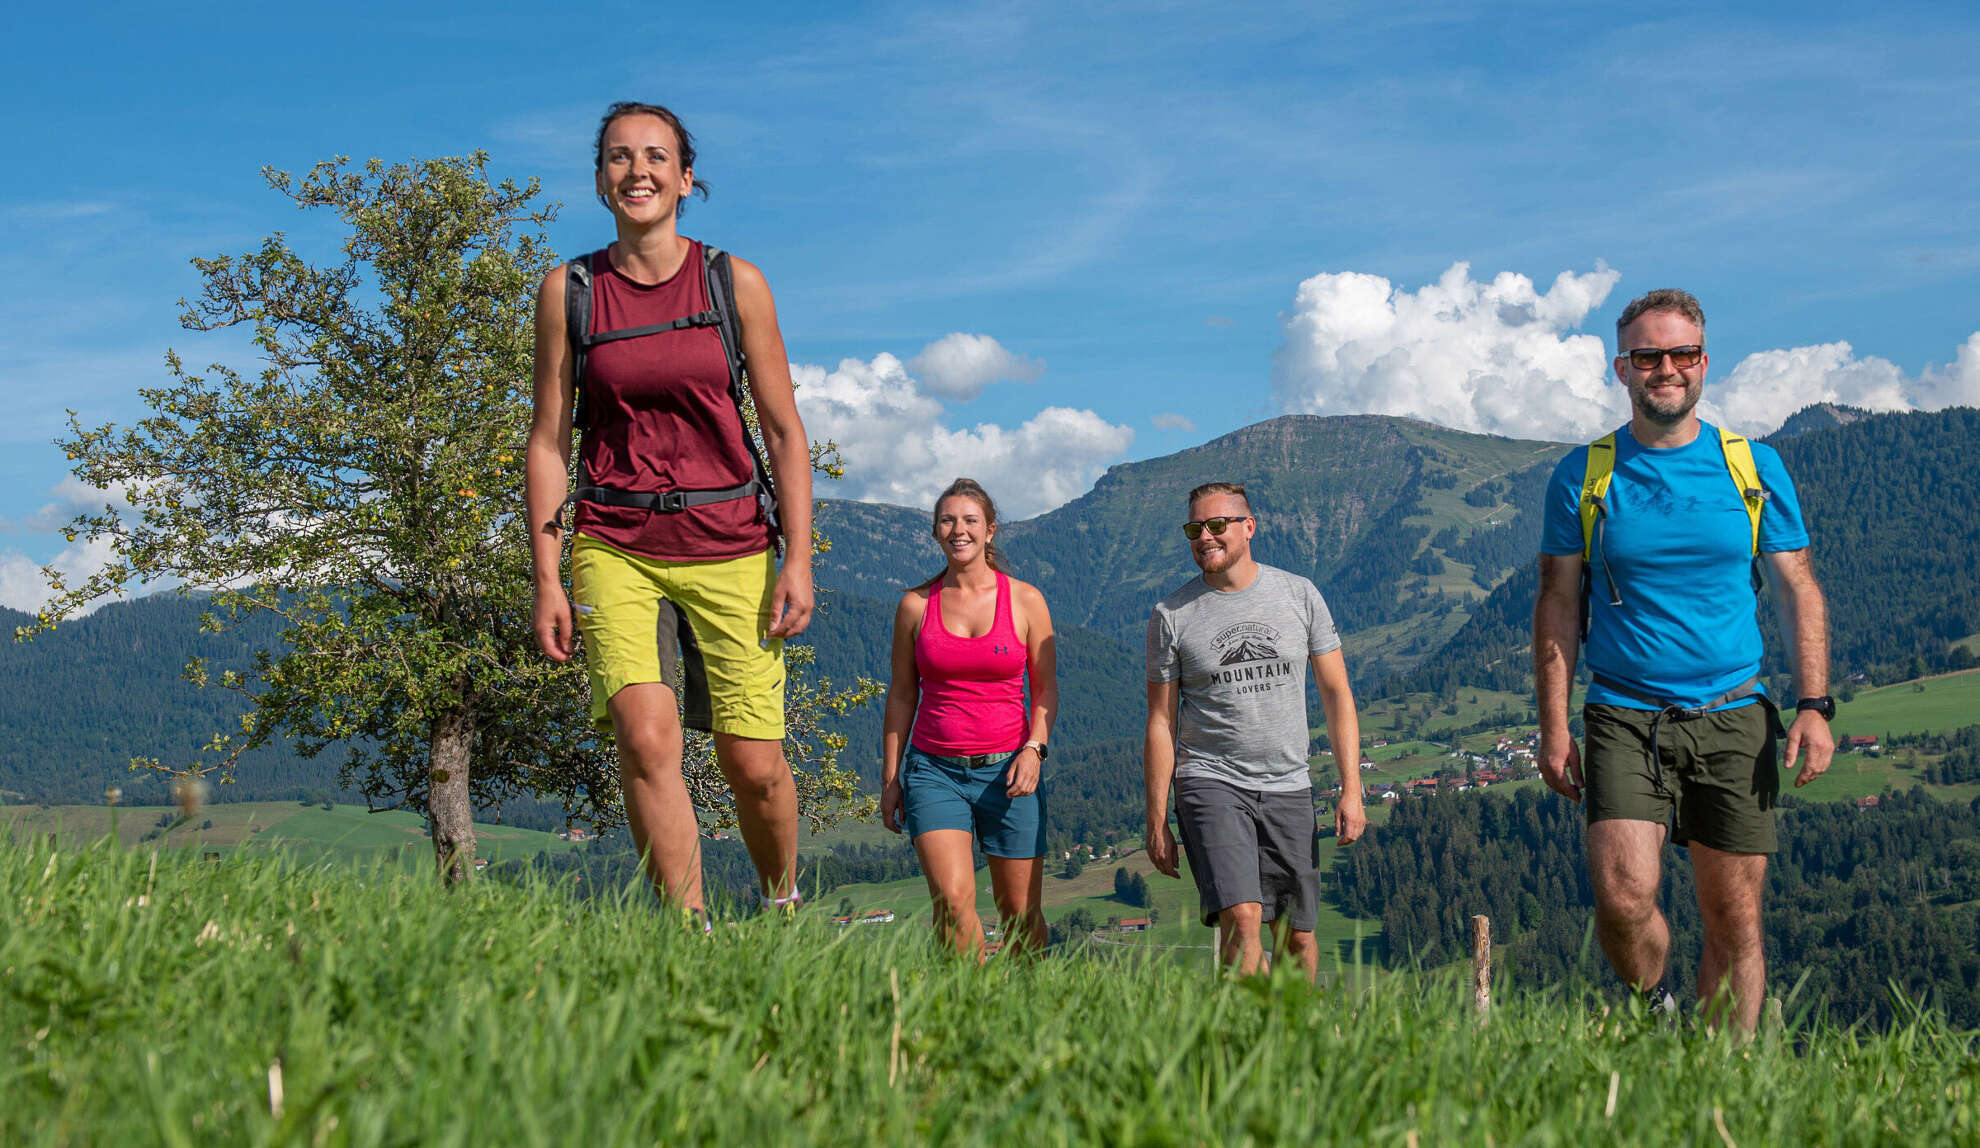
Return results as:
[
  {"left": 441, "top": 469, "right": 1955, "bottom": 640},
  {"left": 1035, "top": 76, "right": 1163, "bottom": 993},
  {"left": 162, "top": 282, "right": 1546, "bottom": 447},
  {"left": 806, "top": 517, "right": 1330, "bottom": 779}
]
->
[{"left": 3, "top": 1, "right": 1977, "bottom": 604}]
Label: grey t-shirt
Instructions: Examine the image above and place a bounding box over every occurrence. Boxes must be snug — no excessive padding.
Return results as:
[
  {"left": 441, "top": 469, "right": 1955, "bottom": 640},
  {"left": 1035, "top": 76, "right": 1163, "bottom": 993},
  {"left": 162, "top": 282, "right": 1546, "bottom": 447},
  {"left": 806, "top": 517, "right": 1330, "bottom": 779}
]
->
[{"left": 1145, "top": 564, "right": 1341, "bottom": 793}]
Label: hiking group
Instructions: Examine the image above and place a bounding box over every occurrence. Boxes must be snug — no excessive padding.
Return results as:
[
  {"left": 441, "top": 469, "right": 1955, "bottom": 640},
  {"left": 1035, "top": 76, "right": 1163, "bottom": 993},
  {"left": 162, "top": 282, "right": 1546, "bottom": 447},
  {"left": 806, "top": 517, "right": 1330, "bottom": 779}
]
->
[{"left": 527, "top": 101, "right": 1835, "bottom": 1033}]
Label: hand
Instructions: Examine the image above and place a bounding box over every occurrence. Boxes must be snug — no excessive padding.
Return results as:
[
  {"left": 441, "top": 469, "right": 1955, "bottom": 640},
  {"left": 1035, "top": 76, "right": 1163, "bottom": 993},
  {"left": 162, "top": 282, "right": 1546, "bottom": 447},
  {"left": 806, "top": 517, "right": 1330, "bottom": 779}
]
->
[
  {"left": 880, "top": 777, "right": 903, "bottom": 834},
  {"left": 766, "top": 560, "right": 814, "bottom": 640},
  {"left": 1783, "top": 709, "right": 1835, "bottom": 787},
  {"left": 1537, "top": 729, "right": 1584, "bottom": 803},
  {"left": 1335, "top": 794, "right": 1366, "bottom": 845},
  {"left": 1005, "top": 747, "right": 1041, "bottom": 797},
  {"left": 532, "top": 584, "right": 574, "bottom": 662},
  {"left": 1146, "top": 818, "right": 1180, "bottom": 878}
]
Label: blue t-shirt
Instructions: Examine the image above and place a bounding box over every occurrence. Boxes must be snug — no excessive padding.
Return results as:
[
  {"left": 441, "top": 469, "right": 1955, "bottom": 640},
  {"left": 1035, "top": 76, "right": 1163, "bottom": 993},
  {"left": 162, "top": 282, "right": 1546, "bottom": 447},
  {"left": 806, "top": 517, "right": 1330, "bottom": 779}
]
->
[{"left": 1541, "top": 423, "right": 1809, "bottom": 711}]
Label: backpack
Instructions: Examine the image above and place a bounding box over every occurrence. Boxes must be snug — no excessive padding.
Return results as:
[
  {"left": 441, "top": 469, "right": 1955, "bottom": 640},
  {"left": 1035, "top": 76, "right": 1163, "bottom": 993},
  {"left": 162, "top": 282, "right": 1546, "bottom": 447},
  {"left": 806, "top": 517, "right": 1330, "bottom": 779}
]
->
[
  {"left": 551, "top": 243, "right": 782, "bottom": 552},
  {"left": 1577, "top": 425, "right": 1768, "bottom": 633}
]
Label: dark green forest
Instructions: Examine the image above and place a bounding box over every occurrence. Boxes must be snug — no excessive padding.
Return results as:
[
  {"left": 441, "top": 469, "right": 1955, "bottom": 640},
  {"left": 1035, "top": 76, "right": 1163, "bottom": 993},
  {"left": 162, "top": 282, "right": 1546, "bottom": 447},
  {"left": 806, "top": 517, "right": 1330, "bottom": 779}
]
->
[{"left": 1336, "top": 785, "right": 1980, "bottom": 1029}]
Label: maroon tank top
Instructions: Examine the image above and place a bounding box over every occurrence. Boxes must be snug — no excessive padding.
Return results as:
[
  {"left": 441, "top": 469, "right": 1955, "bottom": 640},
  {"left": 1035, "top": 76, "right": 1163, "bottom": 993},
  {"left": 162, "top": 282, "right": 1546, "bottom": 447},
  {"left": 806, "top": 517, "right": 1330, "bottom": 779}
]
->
[{"left": 573, "top": 240, "right": 774, "bottom": 560}]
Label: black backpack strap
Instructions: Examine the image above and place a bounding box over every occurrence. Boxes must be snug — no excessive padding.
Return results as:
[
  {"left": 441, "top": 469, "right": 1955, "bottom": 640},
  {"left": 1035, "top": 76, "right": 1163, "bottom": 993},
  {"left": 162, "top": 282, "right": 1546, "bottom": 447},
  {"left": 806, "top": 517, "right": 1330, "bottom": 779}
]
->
[
  {"left": 564, "top": 253, "right": 594, "bottom": 433},
  {"left": 702, "top": 245, "right": 784, "bottom": 553}
]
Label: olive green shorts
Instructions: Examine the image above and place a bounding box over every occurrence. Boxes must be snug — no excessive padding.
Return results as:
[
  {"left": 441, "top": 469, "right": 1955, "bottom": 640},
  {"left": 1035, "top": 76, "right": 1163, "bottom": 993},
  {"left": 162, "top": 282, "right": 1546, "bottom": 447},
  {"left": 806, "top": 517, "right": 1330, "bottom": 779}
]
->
[{"left": 1582, "top": 702, "right": 1779, "bottom": 854}]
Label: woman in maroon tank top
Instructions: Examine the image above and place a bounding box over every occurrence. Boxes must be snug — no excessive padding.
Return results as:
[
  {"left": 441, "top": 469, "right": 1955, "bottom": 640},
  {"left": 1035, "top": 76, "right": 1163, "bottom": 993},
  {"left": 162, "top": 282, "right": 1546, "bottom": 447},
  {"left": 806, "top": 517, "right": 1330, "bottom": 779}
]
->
[
  {"left": 880, "top": 479, "right": 1058, "bottom": 959},
  {"left": 525, "top": 102, "right": 816, "bottom": 924}
]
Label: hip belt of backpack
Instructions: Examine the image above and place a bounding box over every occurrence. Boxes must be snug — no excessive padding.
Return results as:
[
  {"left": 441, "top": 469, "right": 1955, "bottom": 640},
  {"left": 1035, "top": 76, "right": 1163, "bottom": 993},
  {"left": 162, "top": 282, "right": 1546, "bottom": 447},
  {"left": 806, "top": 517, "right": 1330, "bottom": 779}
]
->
[{"left": 546, "top": 244, "right": 783, "bottom": 555}]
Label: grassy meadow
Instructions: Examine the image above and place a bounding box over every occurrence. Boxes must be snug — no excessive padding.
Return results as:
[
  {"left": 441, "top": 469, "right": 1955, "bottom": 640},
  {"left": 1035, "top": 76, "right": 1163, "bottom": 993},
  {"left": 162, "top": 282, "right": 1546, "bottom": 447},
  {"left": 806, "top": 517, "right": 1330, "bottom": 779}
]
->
[
  {"left": 5, "top": 838, "right": 1974, "bottom": 1146},
  {"left": 0, "top": 801, "right": 578, "bottom": 869},
  {"left": 1835, "top": 669, "right": 1980, "bottom": 740}
]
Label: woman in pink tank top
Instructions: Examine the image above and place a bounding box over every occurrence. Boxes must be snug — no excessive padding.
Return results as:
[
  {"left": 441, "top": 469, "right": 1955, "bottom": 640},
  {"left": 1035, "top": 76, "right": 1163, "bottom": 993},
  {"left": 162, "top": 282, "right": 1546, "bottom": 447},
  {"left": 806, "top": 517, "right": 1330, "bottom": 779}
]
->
[{"left": 881, "top": 479, "right": 1058, "bottom": 959}]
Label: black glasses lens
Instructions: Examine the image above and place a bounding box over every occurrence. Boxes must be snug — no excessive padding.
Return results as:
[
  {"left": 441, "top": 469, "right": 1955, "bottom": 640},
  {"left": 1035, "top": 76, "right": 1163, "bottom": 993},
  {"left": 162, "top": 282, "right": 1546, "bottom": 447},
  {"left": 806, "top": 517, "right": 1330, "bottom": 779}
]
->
[{"left": 1182, "top": 522, "right": 1203, "bottom": 539}]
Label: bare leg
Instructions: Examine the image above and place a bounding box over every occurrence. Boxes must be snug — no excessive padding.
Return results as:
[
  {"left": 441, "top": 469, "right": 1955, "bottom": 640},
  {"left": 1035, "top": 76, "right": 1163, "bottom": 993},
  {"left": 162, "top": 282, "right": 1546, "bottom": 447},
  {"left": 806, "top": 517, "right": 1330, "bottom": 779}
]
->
[
  {"left": 609, "top": 683, "right": 703, "bottom": 911},
  {"left": 1586, "top": 819, "right": 1670, "bottom": 993},
  {"left": 986, "top": 854, "right": 1047, "bottom": 958},
  {"left": 1215, "top": 902, "right": 1267, "bottom": 975},
  {"left": 713, "top": 733, "right": 799, "bottom": 900},
  {"left": 1691, "top": 842, "right": 1768, "bottom": 1036},
  {"left": 913, "top": 829, "right": 985, "bottom": 958},
  {"left": 1274, "top": 921, "right": 1321, "bottom": 983}
]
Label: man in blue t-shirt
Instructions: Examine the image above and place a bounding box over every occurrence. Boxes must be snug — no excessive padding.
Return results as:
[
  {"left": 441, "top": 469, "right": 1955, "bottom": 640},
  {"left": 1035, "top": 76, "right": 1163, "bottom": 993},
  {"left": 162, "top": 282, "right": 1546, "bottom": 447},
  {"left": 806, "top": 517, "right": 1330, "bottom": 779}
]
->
[{"left": 1533, "top": 288, "right": 1835, "bottom": 1036}]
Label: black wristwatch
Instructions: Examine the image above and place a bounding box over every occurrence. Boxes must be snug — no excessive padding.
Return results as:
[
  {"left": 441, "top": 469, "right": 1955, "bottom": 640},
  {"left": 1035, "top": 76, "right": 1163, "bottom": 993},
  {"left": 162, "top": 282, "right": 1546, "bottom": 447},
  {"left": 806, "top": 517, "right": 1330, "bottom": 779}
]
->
[
  {"left": 1794, "top": 696, "right": 1836, "bottom": 721},
  {"left": 1024, "top": 740, "right": 1049, "bottom": 761}
]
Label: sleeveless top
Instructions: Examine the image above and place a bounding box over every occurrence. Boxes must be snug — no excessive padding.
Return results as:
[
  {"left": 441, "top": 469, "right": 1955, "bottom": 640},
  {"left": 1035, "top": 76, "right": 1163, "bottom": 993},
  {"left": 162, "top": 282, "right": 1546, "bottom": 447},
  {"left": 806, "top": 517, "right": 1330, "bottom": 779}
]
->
[
  {"left": 912, "top": 571, "right": 1029, "bottom": 756},
  {"left": 573, "top": 240, "right": 775, "bottom": 560}
]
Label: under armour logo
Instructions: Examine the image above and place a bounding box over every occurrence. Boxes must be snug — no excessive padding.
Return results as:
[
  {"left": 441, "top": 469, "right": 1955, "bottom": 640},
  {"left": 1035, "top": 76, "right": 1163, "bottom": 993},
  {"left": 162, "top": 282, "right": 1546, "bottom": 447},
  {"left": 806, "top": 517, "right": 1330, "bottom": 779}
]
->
[{"left": 994, "top": 644, "right": 1011, "bottom": 655}]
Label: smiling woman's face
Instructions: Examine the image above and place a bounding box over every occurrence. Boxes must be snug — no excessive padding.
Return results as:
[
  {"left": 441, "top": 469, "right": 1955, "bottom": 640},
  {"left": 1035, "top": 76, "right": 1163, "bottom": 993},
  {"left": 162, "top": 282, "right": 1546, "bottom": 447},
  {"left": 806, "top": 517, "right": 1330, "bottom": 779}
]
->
[{"left": 595, "top": 113, "right": 694, "bottom": 222}]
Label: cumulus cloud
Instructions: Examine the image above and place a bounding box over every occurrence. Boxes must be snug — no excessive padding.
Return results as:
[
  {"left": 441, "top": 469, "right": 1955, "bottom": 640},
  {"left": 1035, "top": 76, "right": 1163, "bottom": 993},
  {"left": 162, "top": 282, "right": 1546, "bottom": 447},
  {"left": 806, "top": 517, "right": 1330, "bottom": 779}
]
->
[
  {"left": 1272, "top": 262, "right": 1625, "bottom": 440},
  {"left": 904, "top": 333, "right": 1045, "bottom": 400},
  {"left": 1149, "top": 412, "right": 1195, "bottom": 431},
  {"left": 795, "top": 352, "right": 1132, "bottom": 519},
  {"left": 1706, "top": 332, "right": 1980, "bottom": 435},
  {"left": 0, "top": 535, "right": 126, "bottom": 616}
]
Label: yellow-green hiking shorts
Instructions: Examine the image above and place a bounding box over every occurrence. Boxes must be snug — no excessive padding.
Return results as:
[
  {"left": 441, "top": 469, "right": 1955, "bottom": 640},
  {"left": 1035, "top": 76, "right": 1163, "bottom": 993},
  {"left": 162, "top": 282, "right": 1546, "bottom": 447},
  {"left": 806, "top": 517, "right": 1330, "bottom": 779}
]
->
[{"left": 569, "top": 536, "right": 785, "bottom": 741}]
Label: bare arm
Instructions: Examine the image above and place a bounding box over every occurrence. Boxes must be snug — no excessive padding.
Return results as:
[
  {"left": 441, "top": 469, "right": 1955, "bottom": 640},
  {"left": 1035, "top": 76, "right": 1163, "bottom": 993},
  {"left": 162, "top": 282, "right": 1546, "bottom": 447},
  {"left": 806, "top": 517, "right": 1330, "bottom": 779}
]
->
[
  {"left": 1007, "top": 581, "right": 1056, "bottom": 797},
  {"left": 878, "top": 590, "right": 927, "bottom": 834},
  {"left": 1144, "top": 678, "right": 1181, "bottom": 877},
  {"left": 1767, "top": 548, "right": 1834, "bottom": 786},
  {"left": 1310, "top": 648, "right": 1364, "bottom": 844},
  {"left": 1532, "top": 552, "right": 1585, "bottom": 802},
  {"left": 526, "top": 266, "right": 577, "bottom": 662},
  {"left": 732, "top": 256, "right": 814, "bottom": 639}
]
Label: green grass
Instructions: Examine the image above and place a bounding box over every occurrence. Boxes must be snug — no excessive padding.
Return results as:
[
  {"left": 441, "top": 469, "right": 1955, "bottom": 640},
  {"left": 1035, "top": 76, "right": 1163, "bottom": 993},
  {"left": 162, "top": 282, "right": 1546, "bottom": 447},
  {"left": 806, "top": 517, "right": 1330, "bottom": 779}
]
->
[
  {"left": 1835, "top": 669, "right": 1980, "bottom": 740},
  {"left": 0, "top": 802, "right": 579, "bottom": 869},
  {"left": 6, "top": 839, "right": 1974, "bottom": 1145}
]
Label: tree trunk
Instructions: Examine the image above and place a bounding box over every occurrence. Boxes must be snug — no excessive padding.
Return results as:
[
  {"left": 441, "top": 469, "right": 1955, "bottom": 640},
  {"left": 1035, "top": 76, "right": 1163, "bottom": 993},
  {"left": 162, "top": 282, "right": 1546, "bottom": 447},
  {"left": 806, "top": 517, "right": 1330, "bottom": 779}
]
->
[{"left": 428, "top": 704, "right": 476, "bottom": 886}]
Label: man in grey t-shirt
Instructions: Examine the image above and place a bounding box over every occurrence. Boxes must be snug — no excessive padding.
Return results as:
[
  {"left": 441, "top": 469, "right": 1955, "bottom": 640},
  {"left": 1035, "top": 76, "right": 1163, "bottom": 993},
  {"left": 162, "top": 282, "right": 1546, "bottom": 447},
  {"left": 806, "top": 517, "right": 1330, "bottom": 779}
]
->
[{"left": 1145, "top": 481, "right": 1366, "bottom": 979}]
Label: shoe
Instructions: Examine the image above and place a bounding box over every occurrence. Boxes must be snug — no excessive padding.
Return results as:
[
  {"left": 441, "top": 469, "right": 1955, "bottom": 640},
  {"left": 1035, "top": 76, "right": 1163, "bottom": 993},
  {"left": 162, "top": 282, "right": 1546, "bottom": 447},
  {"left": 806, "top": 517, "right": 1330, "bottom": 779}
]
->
[
  {"left": 1640, "top": 986, "right": 1679, "bottom": 1029},
  {"left": 759, "top": 889, "right": 803, "bottom": 919}
]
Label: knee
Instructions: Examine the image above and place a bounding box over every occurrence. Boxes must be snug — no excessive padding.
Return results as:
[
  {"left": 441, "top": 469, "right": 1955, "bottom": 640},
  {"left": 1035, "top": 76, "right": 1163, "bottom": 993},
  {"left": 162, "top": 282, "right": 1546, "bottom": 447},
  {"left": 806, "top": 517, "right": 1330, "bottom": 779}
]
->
[
  {"left": 931, "top": 889, "right": 979, "bottom": 926},
  {"left": 1218, "top": 903, "right": 1263, "bottom": 937},
  {"left": 616, "top": 726, "right": 681, "bottom": 779},
  {"left": 1594, "top": 882, "right": 1659, "bottom": 928},
  {"left": 718, "top": 742, "right": 792, "bottom": 801}
]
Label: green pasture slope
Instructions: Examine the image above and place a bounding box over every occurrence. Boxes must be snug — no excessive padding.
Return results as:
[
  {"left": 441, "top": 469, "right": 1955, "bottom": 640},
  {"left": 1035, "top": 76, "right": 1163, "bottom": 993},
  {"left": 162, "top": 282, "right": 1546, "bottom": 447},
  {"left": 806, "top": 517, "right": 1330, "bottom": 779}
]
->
[
  {"left": 1836, "top": 669, "right": 1980, "bottom": 739},
  {"left": 0, "top": 801, "right": 578, "bottom": 868},
  {"left": 6, "top": 841, "right": 1975, "bottom": 1145}
]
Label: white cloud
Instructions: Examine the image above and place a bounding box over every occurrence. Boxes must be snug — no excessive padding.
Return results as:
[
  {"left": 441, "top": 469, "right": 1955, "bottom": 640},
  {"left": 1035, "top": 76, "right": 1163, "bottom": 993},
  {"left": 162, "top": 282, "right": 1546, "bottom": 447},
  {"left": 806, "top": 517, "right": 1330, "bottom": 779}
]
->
[
  {"left": 1150, "top": 412, "right": 1195, "bottom": 431},
  {"left": 795, "top": 352, "right": 1132, "bottom": 519},
  {"left": 4, "top": 476, "right": 132, "bottom": 533},
  {"left": 0, "top": 536, "right": 126, "bottom": 617},
  {"left": 1272, "top": 261, "right": 1626, "bottom": 440},
  {"left": 904, "top": 333, "right": 1044, "bottom": 400},
  {"left": 1706, "top": 332, "right": 1980, "bottom": 435}
]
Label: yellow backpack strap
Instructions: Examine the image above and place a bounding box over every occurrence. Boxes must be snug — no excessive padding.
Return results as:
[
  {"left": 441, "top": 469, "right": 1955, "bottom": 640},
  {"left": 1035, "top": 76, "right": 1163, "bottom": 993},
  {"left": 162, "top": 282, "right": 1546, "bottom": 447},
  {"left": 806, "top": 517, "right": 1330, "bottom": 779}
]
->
[
  {"left": 1579, "top": 433, "right": 1618, "bottom": 562},
  {"left": 1717, "top": 426, "right": 1767, "bottom": 556}
]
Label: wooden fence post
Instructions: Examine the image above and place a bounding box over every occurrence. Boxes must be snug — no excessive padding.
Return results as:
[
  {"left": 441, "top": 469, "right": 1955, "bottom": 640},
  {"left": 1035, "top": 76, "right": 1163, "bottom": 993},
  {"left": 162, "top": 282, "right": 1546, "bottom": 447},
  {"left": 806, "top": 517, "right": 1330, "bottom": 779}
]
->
[{"left": 1470, "top": 915, "right": 1491, "bottom": 1022}]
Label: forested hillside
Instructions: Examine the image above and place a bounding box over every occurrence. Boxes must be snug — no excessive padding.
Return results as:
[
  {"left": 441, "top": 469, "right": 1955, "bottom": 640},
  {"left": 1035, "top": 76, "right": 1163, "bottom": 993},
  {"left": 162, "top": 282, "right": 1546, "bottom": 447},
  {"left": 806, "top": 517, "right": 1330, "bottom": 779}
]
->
[{"left": 0, "top": 597, "right": 355, "bottom": 806}]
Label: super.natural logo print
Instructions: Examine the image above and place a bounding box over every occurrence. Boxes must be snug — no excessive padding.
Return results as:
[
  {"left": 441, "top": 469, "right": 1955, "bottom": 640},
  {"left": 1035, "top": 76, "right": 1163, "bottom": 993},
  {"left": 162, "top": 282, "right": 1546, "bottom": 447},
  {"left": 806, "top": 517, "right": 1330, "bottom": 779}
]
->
[{"left": 1209, "top": 622, "right": 1294, "bottom": 694}]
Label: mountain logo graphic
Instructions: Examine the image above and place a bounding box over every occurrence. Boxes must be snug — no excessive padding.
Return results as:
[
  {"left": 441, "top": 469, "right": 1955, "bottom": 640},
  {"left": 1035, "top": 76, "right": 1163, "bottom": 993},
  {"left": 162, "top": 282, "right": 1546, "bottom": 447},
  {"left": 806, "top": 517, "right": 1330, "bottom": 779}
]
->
[
  {"left": 1218, "top": 638, "right": 1281, "bottom": 665},
  {"left": 1211, "top": 620, "right": 1284, "bottom": 666}
]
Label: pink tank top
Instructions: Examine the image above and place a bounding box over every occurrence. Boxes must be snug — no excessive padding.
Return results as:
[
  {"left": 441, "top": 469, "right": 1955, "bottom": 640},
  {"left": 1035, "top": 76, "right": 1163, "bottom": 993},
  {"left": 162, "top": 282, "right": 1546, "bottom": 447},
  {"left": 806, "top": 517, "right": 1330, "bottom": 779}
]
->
[{"left": 912, "top": 571, "right": 1029, "bottom": 756}]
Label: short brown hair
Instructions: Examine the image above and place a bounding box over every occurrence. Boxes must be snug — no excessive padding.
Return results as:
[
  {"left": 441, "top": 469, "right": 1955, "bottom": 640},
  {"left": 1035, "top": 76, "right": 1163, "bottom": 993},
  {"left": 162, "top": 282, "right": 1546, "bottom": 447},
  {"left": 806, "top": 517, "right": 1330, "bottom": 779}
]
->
[
  {"left": 1187, "top": 481, "right": 1250, "bottom": 514},
  {"left": 1615, "top": 288, "right": 1705, "bottom": 350}
]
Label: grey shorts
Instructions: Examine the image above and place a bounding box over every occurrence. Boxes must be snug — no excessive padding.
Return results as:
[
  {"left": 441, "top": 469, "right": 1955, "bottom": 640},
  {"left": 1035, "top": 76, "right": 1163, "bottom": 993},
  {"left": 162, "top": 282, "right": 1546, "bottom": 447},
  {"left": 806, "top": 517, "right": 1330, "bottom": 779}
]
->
[{"left": 1173, "top": 776, "right": 1320, "bottom": 931}]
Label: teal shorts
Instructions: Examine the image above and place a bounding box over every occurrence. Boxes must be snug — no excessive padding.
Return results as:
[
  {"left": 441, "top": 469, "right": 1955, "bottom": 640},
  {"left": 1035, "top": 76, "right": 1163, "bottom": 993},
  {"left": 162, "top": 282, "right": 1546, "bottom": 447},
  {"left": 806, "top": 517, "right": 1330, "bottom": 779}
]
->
[{"left": 900, "top": 746, "right": 1046, "bottom": 860}]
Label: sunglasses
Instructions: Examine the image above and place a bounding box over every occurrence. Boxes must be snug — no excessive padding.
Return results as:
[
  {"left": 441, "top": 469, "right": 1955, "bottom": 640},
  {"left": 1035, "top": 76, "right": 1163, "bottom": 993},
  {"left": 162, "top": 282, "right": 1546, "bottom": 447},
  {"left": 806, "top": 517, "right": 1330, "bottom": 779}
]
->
[
  {"left": 1619, "top": 345, "right": 1704, "bottom": 370},
  {"left": 1182, "top": 515, "right": 1250, "bottom": 540}
]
